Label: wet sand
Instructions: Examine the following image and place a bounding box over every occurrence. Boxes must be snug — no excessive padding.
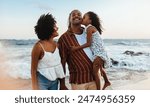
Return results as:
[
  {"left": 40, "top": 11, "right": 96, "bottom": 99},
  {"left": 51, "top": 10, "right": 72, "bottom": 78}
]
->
[
  {"left": 0, "top": 70, "right": 150, "bottom": 90},
  {"left": 0, "top": 71, "right": 31, "bottom": 90},
  {"left": 115, "top": 73, "right": 150, "bottom": 90}
]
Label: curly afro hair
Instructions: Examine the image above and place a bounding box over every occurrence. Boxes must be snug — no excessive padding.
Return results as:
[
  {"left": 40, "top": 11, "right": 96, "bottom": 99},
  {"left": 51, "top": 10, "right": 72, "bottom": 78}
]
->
[{"left": 34, "top": 13, "right": 56, "bottom": 40}]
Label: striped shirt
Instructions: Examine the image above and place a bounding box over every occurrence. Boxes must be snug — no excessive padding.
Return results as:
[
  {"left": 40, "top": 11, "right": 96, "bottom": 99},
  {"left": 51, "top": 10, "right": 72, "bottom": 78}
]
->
[{"left": 58, "top": 29, "right": 94, "bottom": 84}]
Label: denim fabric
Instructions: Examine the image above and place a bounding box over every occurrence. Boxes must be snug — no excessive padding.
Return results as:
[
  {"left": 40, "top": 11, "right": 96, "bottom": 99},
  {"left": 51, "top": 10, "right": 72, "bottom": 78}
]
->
[{"left": 37, "top": 72, "right": 58, "bottom": 90}]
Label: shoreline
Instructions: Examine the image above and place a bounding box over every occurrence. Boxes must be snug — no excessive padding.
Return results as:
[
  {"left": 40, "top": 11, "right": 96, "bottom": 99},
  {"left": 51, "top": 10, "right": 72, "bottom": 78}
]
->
[{"left": 0, "top": 70, "right": 150, "bottom": 90}]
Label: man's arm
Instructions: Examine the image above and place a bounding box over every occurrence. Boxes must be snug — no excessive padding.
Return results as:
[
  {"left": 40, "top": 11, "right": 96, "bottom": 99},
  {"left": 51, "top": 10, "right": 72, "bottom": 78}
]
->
[{"left": 58, "top": 37, "right": 68, "bottom": 90}]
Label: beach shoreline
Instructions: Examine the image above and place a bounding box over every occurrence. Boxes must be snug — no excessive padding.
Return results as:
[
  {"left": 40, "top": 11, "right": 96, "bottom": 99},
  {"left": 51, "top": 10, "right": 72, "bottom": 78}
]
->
[{"left": 0, "top": 71, "right": 150, "bottom": 90}]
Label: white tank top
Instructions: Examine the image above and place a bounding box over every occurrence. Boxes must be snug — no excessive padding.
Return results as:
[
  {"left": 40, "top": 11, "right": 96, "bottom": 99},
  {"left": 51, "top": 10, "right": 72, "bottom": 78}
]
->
[{"left": 37, "top": 42, "right": 65, "bottom": 80}]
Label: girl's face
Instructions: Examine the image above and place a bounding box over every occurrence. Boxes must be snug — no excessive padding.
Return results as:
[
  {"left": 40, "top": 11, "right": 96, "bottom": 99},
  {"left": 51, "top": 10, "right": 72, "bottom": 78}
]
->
[
  {"left": 82, "top": 13, "right": 91, "bottom": 26},
  {"left": 52, "top": 23, "right": 59, "bottom": 37}
]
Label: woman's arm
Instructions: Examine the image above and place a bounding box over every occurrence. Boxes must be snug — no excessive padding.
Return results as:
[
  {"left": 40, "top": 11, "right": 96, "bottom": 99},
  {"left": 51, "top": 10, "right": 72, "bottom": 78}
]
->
[{"left": 31, "top": 43, "right": 42, "bottom": 90}]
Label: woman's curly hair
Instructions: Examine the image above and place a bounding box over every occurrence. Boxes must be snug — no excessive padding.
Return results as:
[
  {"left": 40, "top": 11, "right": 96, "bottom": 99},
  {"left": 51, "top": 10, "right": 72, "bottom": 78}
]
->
[{"left": 34, "top": 13, "right": 56, "bottom": 40}]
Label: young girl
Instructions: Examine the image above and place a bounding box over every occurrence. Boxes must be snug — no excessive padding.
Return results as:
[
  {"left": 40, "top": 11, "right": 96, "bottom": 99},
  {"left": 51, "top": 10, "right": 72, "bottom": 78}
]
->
[
  {"left": 71, "top": 11, "right": 111, "bottom": 90},
  {"left": 31, "top": 13, "right": 67, "bottom": 90}
]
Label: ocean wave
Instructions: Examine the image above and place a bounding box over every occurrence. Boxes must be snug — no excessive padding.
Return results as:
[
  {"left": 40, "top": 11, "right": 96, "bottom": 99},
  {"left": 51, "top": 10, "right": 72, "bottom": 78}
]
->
[
  {"left": 0, "top": 39, "right": 37, "bottom": 47},
  {"left": 114, "top": 41, "right": 144, "bottom": 46},
  {"left": 112, "top": 39, "right": 150, "bottom": 46},
  {"left": 110, "top": 56, "right": 150, "bottom": 71}
]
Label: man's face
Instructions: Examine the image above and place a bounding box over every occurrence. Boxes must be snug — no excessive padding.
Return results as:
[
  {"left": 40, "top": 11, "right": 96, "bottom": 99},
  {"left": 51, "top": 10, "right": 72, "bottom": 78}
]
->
[{"left": 70, "top": 10, "right": 82, "bottom": 25}]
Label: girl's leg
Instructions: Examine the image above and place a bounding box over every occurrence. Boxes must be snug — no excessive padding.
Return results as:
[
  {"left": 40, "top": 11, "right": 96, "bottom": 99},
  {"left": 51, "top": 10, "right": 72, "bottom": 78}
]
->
[
  {"left": 99, "top": 66, "right": 111, "bottom": 90},
  {"left": 93, "top": 57, "right": 101, "bottom": 90}
]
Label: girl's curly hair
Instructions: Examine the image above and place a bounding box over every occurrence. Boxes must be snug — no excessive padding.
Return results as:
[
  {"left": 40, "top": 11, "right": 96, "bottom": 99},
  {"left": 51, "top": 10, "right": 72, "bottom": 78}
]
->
[{"left": 87, "top": 11, "right": 103, "bottom": 34}]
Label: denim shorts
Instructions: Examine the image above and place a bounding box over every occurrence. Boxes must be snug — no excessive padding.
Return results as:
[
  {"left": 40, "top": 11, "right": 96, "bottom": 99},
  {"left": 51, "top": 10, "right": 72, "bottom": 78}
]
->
[{"left": 37, "top": 72, "right": 58, "bottom": 90}]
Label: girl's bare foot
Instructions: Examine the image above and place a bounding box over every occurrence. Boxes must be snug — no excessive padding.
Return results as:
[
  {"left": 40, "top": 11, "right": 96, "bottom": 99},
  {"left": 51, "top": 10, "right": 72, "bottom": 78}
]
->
[{"left": 102, "top": 82, "right": 111, "bottom": 90}]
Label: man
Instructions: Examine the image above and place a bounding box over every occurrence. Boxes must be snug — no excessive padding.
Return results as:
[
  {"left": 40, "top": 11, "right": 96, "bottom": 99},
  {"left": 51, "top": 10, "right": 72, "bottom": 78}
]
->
[{"left": 58, "top": 10, "right": 97, "bottom": 90}]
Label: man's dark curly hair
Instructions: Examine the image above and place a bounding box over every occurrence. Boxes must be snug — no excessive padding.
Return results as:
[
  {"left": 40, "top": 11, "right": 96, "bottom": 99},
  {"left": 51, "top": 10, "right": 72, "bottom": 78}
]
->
[
  {"left": 87, "top": 11, "right": 103, "bottom": 34},
  {"left": 34, "top": 13, "right": 56, "bottom": 40}
]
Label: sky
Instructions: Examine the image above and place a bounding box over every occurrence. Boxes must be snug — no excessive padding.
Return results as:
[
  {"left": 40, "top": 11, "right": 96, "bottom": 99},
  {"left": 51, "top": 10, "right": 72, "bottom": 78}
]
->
[{"left": 0, "top": 0, "right": 150, "bottom": 39}]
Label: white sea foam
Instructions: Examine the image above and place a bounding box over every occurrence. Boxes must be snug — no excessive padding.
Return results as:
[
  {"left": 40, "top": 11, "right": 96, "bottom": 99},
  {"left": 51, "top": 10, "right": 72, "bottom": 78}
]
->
[{"left": 107, "top": 44, "right": 150, "bottom": 70}]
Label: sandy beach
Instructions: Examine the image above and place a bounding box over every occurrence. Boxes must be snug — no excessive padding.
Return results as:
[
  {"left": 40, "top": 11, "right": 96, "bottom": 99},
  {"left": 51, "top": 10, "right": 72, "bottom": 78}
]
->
[
  {"left": 0, "top": 71, "right": 150, "bottom": 90},
  {"left": 0, "top": 52, "right": 31, "bottom": 90},
  {"left": 114, "top": 73, "right": 150, "bottom": 90},
  {"left": 0, "top": 70, "right": 31, "bottom": 90}
]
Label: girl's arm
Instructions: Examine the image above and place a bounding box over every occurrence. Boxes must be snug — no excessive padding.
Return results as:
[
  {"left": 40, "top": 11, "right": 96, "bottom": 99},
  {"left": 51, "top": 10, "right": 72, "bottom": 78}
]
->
[
  {"left": 31, "top": 43, "right": 42, "bottom": 90},
  {"left": 71, "top": 26, "right": 94, "bottom": 51}
]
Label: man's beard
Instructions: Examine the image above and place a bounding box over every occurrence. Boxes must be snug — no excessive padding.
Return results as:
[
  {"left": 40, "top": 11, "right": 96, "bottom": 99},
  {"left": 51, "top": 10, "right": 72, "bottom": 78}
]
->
[{"left": 72, "top": 22, "right": 81, "bottom": 26}]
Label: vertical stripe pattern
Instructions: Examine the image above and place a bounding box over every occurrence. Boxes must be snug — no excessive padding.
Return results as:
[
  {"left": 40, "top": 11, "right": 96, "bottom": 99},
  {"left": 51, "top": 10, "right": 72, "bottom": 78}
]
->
[{"left": 58, "top": 30, "right": 94, "bottom": 84}]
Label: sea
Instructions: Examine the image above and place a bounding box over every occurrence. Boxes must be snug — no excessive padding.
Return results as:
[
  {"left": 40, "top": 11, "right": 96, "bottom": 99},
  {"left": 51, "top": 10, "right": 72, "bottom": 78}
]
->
[{"left": 0, "top": 39, "right": 150, "bottom": 89}]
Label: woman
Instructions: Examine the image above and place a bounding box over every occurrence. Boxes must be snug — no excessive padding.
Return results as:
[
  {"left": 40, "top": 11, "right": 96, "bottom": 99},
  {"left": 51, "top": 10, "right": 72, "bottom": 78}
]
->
[{"left": 31, "top": 13, "right": 67, "bottom": 90}]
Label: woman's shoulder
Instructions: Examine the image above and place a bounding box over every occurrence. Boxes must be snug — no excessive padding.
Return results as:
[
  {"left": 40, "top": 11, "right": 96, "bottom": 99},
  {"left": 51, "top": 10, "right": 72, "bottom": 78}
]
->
[
  {"left": 33, "top": 41, "right": 40, "bottom": 48},
  {"left": 32, "top": 41, "right": 43, "bottom": 52}
]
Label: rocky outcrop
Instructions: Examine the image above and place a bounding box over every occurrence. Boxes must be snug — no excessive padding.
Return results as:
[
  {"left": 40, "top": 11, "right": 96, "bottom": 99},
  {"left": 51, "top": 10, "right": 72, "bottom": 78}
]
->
[
  {"left": 123, "top": 50, "right": 144, "bottom": 56},
  {"left": 110, "top": 58, "right": 119, "bottom": 66}
]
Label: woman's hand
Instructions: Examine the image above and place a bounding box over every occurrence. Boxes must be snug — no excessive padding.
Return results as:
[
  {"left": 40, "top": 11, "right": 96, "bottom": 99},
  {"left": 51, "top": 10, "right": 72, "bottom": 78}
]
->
[
  {"left": 60, "top": 85, "right": 68, "bottom": 90},
  {"left": 59, "top": 78, "right": 68, "bottom": 90}
]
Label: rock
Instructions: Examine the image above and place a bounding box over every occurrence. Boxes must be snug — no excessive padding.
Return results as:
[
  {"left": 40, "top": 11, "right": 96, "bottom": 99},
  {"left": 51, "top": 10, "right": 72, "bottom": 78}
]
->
[
  {"left": 123, "top": 50, "right": 144, "bottom": 56},
  {"left": 134, "top": 52, "right": 143, "bottom": 56},
  {"left": 110, "top": 58, "right": 119, "bottom": 65},
  {"left": 123, "top": 50, "right": 134, "bottom": 55}
]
